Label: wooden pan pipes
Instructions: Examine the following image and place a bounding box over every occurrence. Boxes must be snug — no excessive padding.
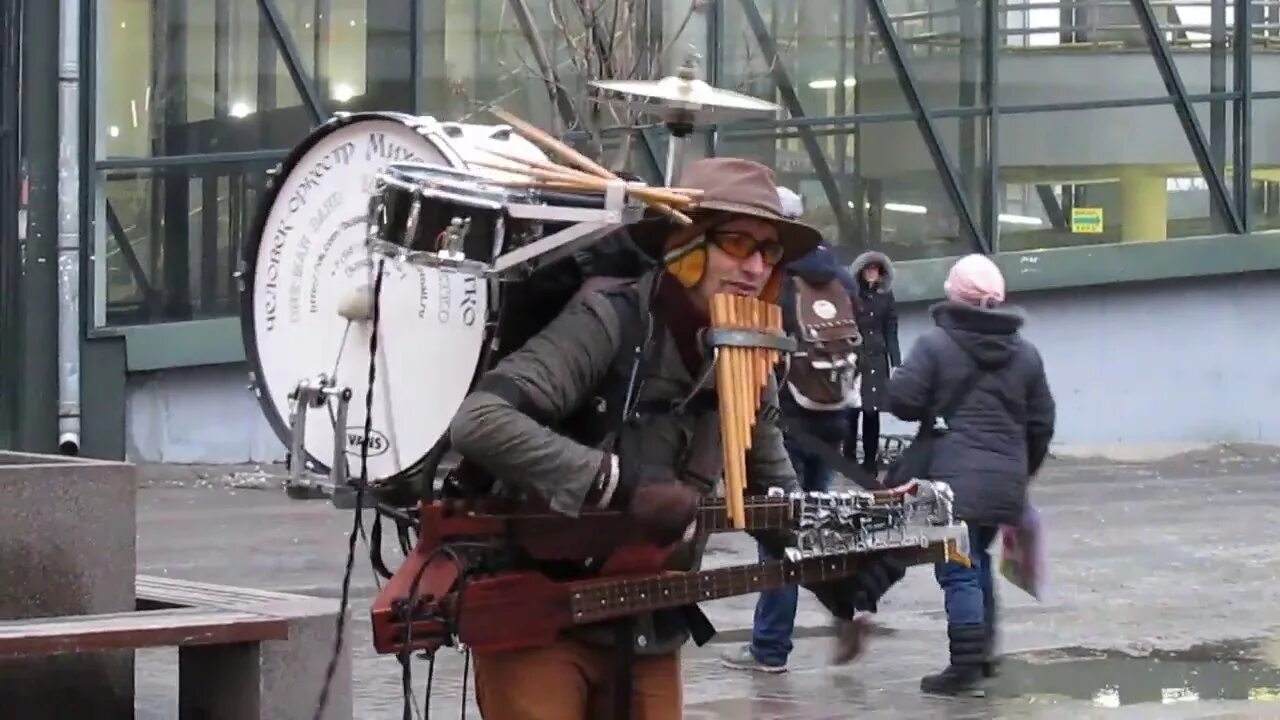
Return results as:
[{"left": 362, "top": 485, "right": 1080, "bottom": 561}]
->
[{"left": 708, "top": 292, "right": 793, "bottom": 529}]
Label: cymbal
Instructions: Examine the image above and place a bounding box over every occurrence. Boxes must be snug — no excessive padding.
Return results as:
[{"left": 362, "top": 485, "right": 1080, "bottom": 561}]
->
[{"left": 590, "top": 74, "right": 781, "bottom": 122}]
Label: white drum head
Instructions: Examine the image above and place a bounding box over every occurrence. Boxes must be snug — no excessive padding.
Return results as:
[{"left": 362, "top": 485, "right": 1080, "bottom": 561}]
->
[{"left": 243, "top": 113, "right": 496, "bottom": 484}]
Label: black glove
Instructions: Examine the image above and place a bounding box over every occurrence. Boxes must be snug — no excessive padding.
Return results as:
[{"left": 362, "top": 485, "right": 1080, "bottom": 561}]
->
[
  {"left": 628, "top": 480, "right": 699, "bottom": 546},
  {"left": 587, "top": 455, "right": 698, "bottom": 547}
]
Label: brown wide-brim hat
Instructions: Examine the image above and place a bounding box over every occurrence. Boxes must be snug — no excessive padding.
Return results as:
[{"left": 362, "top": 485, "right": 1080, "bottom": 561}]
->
[{"left": 629, "top": 157, "right": 823, "bottom": 265}]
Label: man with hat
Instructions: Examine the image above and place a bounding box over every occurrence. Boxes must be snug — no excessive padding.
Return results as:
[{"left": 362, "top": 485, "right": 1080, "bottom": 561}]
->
[{"left": 449, "top": 158, "right": 893, "bottom": 719}]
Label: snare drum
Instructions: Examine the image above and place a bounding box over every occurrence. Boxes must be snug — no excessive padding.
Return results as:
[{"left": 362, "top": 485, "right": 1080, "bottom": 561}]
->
[
  {"left": 366, "top": 162, "right": 541, "bottom": 273},
  {"left": 240, "top": 112, "right": 554, "bottom": 488}
]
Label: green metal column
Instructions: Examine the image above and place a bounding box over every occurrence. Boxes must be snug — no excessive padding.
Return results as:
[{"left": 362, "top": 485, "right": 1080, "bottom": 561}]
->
[
  {"left": 15, "top": 0, "right": 59, "bottom": 453},
  {"left": 0, "top": 0, "right": 21, "bottom": 448}
]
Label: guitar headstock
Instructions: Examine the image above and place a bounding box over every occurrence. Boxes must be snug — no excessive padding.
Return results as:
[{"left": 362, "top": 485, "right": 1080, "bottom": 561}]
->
[{"left": 766, "top": 481, "right": 962, "bottom": 562}]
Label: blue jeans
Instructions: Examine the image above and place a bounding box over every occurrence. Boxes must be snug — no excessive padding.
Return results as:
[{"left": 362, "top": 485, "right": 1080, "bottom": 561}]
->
[
  {"left": 749, "top": 437, "right": 834, "bottom": 666},
  {"left": 934, "top": 523, "right": 1000, "bottom": 629}
]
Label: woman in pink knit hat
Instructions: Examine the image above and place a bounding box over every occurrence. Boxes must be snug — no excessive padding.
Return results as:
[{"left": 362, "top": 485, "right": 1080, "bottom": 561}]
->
[{"left": 886, "top": 253, "right": 1057, "bottom": 697}]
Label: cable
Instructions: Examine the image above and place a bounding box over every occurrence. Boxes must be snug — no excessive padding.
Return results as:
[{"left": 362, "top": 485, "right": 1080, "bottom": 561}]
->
[
  {"left": 312, "top": 257, "right": 387, "bottom": 720},
  {"left": 422, "top": 653, "right": 436, "bottom": 719},
  {"left": 460, "top": 648, "right": 472, "bottom": 720}
]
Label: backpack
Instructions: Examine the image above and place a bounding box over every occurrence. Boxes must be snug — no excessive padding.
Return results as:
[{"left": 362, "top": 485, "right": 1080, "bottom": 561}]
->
[{"left": 783, "top": 276, "right": 863, "bottom": 411}]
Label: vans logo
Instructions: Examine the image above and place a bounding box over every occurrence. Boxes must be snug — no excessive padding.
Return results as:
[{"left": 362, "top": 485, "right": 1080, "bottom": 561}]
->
[{"left": 345, "top": 427, "right": 390, "bottom": 457}]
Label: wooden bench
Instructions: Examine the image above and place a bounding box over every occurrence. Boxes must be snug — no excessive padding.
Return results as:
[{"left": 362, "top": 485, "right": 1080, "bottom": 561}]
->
[
  {"left": 0, "top": 575, "right": 350, "bottom": 720},
  {"left": 0, "top": 607, "right": 287, "bottom": 657}
]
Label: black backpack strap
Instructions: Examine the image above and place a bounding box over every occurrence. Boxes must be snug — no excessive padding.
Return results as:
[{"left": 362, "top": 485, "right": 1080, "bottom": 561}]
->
[
  {"left": 598, "top": 281, "right": 664, "bottom": 425},
  {"left": 774, "top": 414, "right": 882, "bottom": 491}
]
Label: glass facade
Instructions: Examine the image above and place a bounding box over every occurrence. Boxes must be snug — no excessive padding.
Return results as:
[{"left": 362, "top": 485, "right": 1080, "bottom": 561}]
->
[{"left": 89, "top": 0, "right": 1280, "bottom": 327}]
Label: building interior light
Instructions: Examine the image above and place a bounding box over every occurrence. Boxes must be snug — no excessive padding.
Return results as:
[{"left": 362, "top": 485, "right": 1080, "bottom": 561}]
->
[
  {"left": 884, "top": 202, "right": 928, "bottom": 214},
  {"left": 332, "top": 83, "right": 356, "bottom": 103},
  {"left": 108, "top": 126, "right": 120, "bottom": 138},
  {"left": 808, "top": 77, "right": 857, "bottom": 90},
  {"left": 229, "top": 101, "right": 253, "bottom": 118},
  {"left": 998, "top": 213, "right": 1043, "bottom": 225}
]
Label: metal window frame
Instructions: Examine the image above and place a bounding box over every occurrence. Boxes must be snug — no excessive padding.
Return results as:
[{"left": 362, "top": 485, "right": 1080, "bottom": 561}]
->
[
  {"left": 981, "top": 0, "right": 1000, "bottom": 248},
  {"left": 1233, "top": 0, "right": 1252, "bottom": 231},
  {"left": 1129, "top": 0, "right": 1242, "bottom": 235},
  {"left": 255, "top": 0, "right": 327, "bottom": 125},
  {"left": 863, "top": 0, "right": 987, "bottom": 253},
  {"left": 737, "top": 0, "right": 857, "bottom": 244}
]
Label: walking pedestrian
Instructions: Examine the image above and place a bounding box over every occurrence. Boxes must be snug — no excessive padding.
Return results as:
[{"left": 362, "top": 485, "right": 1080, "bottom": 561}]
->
[
  {"left": 721, "top": 189, "right": 869, "bottom": 673},
  {"left": 886, "top": 253, "right": 1056, "bottom": 697}
]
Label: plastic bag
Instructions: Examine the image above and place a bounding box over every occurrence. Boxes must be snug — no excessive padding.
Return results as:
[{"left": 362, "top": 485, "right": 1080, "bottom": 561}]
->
[{"left": 998, "top": 503, "right": 1045, "bottom": 600}]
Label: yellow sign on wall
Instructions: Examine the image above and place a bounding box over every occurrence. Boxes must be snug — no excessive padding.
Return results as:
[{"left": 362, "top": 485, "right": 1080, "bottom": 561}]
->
[{"left": 1071, "top": 207, "right": 1104, "bottom": 234}]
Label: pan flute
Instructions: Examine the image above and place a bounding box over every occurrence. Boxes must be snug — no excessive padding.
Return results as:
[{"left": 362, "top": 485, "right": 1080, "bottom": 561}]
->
[{"left": 708, "top": 292, "right": 796, "bottom": 529}]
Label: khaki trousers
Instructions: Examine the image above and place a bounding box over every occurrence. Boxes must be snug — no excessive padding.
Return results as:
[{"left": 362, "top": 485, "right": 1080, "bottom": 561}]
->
[{"left": 473, "top": 637, "right": 682, "bottom": 720}]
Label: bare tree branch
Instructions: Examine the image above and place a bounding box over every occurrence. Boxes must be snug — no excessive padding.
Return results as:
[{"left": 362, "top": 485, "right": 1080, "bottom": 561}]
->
[{"left": 480, "top": 0, "right": 787, "bottom": 174}]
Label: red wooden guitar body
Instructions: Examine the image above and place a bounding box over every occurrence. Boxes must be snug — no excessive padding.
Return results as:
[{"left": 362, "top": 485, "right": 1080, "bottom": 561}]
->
[{"left": 370, "top": 499, "right": 702, "bottom": 655}]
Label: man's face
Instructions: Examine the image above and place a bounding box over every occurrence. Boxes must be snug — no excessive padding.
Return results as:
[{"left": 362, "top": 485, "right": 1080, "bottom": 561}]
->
[{"left": 690, "top": 216, "right": 782, "bottom": 308}]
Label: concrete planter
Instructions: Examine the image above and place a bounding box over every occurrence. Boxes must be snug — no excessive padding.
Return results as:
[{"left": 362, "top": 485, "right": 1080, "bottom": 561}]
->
[{"left": 0, "top": 451, "right": 137, "bottom": 717}]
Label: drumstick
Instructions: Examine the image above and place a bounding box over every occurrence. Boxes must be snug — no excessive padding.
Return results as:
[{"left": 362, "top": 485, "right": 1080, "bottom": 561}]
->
[
  {"left": 476, "top": 145, "right": 609, "bottom": 185},
  {"left": 477, "top": 152, "right": 701, "bottom": 209},
  {"left": 489, "top": 107, "right": 695, "bottom": 225},
  {"left": 477, "top": 144, "right": 708, "bottom": 202},
  {"left": 468, "top": 158, "right": 605, "bottom": 191},
  {"left": 470, "top": 155, "right": 696, "bottom": 207},
  {"left": 490, "top": 107, "right": 616, "bottom": 180}
]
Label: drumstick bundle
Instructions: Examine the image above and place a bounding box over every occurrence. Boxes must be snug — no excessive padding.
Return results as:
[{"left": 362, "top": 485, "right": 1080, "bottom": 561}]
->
[
  {"left": 477, "top": 107, "right": 699, "bottom": 225},
  {"left": 711, "top": 293, "right": 785, "bottom": 529}
]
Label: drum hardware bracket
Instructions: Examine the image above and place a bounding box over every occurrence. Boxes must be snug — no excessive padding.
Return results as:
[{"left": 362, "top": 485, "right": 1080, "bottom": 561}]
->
[
  {"left": 286, "top": 373, "right": 354, "bottom": 500},
  {"left": 489, "top": 218, "right": 629, "bottom": 279},
  {"left": 489, "top": 178, "right": 637, "bottom": 277}
]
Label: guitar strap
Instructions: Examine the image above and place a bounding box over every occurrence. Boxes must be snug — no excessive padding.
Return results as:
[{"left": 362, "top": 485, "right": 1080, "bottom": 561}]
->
[
  {"left": 770, "top": 411, "right": 883, "bottom": 492},
  {"left": 612, "top": 620, "right": 635, "bottom": 720}
]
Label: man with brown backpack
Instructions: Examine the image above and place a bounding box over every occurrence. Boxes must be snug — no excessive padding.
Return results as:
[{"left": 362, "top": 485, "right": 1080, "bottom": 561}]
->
[{"left": 722, "top": 190, "right": 875, "bottom": 673}]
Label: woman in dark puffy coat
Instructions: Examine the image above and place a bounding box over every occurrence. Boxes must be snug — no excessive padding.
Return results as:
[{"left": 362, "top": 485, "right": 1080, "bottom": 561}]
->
[
  {"left": 887, "top": 254, "right": 1056, "bottom": 698},
  {"left": 846, "top": 251, "right": 900, "bottom": 473}
]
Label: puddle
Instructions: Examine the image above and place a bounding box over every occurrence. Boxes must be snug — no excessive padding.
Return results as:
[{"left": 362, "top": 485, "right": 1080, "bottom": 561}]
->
[{"left": 993, "top": 638, "right": 1280, "bottom": 707}]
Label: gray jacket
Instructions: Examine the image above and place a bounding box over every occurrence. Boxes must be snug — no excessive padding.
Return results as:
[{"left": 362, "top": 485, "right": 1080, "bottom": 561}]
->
[{"left": 449, "top": 269, "right": 800, "bottom": 654}]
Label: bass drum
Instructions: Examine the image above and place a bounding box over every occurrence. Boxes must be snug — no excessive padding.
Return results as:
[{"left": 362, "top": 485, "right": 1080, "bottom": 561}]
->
[{"left": 239, "top": 111, "right": 550, "bottom": 488}]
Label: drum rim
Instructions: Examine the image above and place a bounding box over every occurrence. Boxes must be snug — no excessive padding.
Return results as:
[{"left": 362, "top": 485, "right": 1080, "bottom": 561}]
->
[{"left": 238, "top": 110, "right": 482, "bottom": 486}]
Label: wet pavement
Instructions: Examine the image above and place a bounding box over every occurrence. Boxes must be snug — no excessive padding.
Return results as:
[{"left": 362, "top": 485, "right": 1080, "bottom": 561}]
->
[{"left": 132, "top": 443, "right": 1280, "bottom": 718}]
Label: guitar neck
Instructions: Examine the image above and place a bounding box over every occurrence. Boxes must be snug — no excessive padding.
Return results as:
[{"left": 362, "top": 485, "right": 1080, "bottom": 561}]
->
[
  {"left": 565, "top": 549, "right": 881, "bottom": 626},
  {"left": 695, "top": 497, "right": 794, "bottom": 532}
]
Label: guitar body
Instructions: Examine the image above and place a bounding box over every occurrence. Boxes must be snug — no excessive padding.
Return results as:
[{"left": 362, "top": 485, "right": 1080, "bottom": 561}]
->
[
  {"left": 370, "top": 499, "right": 679, "bottom": 655},
  {"left": 455, "top": 571, "right": 574, "bottom": 653}
]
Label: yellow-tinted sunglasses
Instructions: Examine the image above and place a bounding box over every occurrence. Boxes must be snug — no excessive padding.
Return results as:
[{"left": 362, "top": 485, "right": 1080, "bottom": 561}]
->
[{"left": 708, "top": 231, "right": 785, "bottom": 266}]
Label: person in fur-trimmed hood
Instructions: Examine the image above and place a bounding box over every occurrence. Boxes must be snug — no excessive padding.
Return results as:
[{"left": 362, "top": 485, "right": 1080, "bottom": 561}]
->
[{"left": 846, "top": 250, "right": 901, "bottom": 473}]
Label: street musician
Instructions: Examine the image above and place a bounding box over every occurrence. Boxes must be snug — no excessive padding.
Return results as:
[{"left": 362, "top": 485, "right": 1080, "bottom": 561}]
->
[{"left": 449, "top": 157, "right": 901, "bottom": 720}]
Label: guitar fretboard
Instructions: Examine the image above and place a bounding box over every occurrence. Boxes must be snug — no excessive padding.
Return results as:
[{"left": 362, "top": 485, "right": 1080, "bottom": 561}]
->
[
  {"left": 567, "top": 550, "right": 870, "bottom": 625},
  {"left": 696, "top": 499, "right": 794, "bottom": 532}
]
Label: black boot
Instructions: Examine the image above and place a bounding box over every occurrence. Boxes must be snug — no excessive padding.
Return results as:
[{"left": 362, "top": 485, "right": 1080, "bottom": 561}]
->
[{"left": 921, "top": 624, "right": 987, "bottom": 697}]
